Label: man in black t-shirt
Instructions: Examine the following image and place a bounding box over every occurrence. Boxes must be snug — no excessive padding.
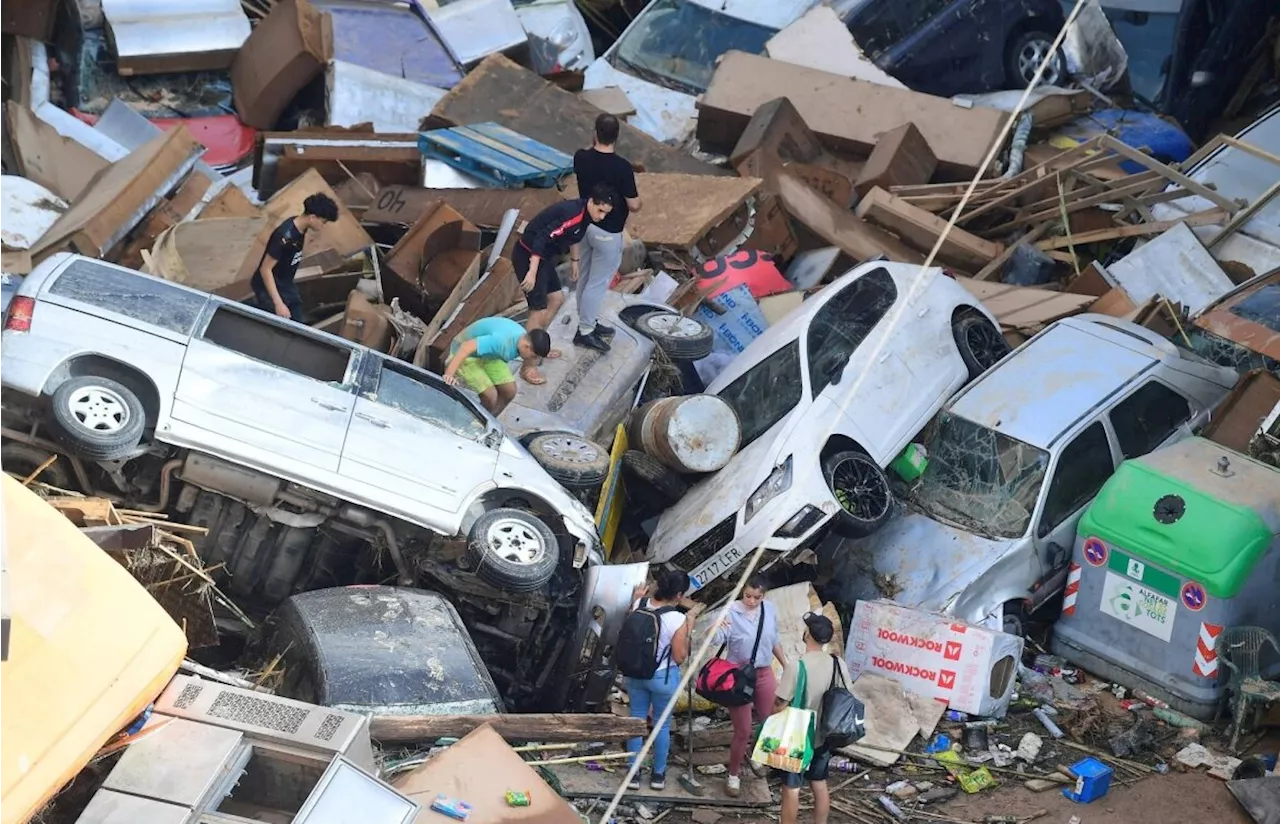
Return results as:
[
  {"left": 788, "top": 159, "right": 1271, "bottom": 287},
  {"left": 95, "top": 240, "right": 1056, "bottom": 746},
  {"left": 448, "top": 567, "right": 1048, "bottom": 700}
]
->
[
  {"left": 252, "top": 193, "right": 339, "bottom": 322},
  {"left": 572, "top": 114, "right": 642, "bottom": 352}
]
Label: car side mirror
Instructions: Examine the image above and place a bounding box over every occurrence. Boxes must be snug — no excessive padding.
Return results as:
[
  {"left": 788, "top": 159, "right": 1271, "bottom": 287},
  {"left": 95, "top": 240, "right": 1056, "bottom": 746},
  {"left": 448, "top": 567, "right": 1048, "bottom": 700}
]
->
[
  {"left": 485, "top": 429, "right": 503, "bottom": 449},
  {"left": 1047, "top": 542, "right": 1068, "bottom": 570}
]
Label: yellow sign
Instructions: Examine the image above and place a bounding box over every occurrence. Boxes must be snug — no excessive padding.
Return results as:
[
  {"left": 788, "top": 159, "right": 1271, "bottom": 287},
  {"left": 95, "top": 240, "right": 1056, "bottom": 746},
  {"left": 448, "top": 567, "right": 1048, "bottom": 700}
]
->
[{"left": 594, "top": 423, "right": 628, "bottom": 560}]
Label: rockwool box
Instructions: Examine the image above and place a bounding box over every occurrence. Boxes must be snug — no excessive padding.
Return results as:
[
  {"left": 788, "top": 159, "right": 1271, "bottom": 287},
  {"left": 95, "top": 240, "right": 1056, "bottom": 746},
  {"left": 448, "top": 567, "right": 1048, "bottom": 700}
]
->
[{"left": 844, "top": 600, "right": 1023, "bottom": 717}]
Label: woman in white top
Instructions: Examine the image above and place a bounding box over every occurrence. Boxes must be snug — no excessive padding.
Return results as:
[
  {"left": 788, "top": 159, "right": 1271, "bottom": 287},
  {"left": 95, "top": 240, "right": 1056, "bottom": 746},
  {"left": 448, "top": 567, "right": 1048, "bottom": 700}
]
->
[{"left": 624, "top": 569, "right": 700, "bottom": 791}]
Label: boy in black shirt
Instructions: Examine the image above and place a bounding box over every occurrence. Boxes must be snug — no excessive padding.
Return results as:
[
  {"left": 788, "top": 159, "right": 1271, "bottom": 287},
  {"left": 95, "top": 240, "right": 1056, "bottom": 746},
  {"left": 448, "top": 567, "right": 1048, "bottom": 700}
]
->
[
  {"left": 512, "top": 183, "right": 617, "bottom": 383},
  {"left": 573, "top": 115, "right": 642, "bottom": 352},
  {"left": 252, "top": 193, "right": 339, "bottom": 322}
]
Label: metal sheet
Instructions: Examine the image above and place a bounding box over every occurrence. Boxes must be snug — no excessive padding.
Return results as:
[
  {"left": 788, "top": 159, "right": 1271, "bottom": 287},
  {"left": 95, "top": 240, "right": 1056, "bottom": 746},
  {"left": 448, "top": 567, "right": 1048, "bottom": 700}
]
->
[
  {"left": 427, "top": 0, "right": 527, "bottom": 66},
  {"left": 1108, "top": 223, "right": 1236, "bottom": 314},
  {"left": 102, "top": 718, "right": 244, "bottom": 808},
  {"left": 74, "top": 789, "right": 192, "bottom": 824},
  {"left": 94, "top": 100, "right": 222, "bottom": 180},
  {"left": 312, "top": 0, "right": 464, "bottom": 89},
  {"left": 102, "top": 0, "right": 251, "bottom": 75},
  {"left": 325, "top": 61, "right": 447, "bottom": 133}
]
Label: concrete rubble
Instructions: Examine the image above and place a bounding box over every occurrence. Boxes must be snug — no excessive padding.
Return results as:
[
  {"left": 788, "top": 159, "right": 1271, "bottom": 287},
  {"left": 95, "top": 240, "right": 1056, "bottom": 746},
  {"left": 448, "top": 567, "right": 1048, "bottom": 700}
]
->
[{"left": 2, "top": 3, "right": 1279, "bottom": 824}]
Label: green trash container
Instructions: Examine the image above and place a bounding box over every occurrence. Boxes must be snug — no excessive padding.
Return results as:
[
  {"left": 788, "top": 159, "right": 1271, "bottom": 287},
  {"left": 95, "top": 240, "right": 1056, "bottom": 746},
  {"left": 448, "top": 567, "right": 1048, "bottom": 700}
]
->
[{"left": 1052, "top": 437, "right": 1280, "bottom": 720}]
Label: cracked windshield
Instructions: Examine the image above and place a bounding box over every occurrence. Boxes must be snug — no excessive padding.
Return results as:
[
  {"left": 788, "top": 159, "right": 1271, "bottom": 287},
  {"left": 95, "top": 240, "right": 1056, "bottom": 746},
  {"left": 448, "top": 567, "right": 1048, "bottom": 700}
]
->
[
  {"left": 614, "top": 0, "right": 775, "bottom": 92},
  {"left": 911, "top": 413, "right": 1049, "bottom": 539}
]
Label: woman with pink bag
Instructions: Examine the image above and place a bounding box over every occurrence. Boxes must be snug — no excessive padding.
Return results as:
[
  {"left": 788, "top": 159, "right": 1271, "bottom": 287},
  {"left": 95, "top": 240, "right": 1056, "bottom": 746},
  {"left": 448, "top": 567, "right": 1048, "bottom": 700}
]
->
[{"left": 708, "top": 575, "right": 788, "bottom": 797}]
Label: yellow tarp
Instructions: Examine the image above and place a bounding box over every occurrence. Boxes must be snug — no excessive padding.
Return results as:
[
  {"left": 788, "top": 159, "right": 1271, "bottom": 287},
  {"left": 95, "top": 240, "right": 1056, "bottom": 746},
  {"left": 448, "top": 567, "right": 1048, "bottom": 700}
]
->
[{"left": 1, "top": 476, "right": 187, "bottom": 824}]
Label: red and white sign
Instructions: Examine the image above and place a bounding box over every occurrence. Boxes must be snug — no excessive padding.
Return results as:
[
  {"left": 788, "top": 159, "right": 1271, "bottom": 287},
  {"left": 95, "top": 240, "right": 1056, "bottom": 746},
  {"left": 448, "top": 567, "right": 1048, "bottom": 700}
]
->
[
  {"left": 1063, "top": 563, "right": 1082, "bottom": 616},
  {"left": 1192, "top": 622, "right": 1223, "bottom": 678},
  {"left": 845, "top": 600, "right": 1024, "bottom": 717}
]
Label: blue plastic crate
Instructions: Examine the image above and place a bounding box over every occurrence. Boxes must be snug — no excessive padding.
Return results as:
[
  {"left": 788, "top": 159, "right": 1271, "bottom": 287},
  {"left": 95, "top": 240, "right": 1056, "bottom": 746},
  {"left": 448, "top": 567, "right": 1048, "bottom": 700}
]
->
[{"left": 1062, "top": 756, "right": 1114, "bottom": 803}]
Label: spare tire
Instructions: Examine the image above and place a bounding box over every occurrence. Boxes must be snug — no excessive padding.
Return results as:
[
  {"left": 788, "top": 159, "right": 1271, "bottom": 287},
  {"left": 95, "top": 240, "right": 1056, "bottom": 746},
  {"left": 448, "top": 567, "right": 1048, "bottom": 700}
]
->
[
  {"left": 622, "top": 450, "right": 689, "bottom": 510},
  {"left": 635, "top": 311, "right": 715, "bottom": 361},
  {"left": 466, "top": 508, "right": 560, "bottom": 593},
  {"left": 524, "top": 431, "right": 611, "bottom": 491},
  {"left": 49, "top": 376, "right": 146, "bottom": 461}
]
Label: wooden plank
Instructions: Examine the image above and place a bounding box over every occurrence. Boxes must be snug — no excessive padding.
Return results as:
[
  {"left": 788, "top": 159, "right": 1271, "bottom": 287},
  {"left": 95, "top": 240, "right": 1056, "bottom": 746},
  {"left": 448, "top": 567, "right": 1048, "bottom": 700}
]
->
[
  {"left": 1014, "top": 170, "right": 1163, "bottom": 217},
  {"left": 775, "top": 173, "right": 924, "bottom": 265},
  {"left": 369, "top": 713, "right": 647, "bottom": 744},
  {"left": 1220, "top": 135, "right": 1280, "bottom": 169},
  {"left": 1036, "top": 208, "right": 1228, "bottom": 251},
  {"left": 1001, "top": 174, "right": 1182, "bottom": 232},
  {"left": 1099, "top": 135, "right": 1240, "bottom": 213},
  {"left": 854, "top": 186, "right": 1003, "bottom": 270},
  {"left": 1206, "top": 179, "right": 1280, "bottom": 250},
  {"left": 569, "top": 174, "right": 762, "bottom": 248},
  {"left": 429, "top": 54, "right": 722, "bottom": 176},
  {"left": 975, "top": 223, "right": 1053, "bottom": 281},
  {"left": 956, "top": 278, "right": 1096, "bottom": 332},
  {"left": 951, "top": 137, "right": 1104, "bottom": 223}
]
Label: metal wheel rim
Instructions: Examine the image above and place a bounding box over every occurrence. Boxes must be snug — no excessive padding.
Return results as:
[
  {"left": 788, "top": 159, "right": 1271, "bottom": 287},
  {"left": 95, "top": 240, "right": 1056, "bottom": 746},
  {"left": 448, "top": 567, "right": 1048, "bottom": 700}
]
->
[
  {"left": 965, "top": 322, "right": 1009, "bottom": 370},
  {"left": 540, "top": 435, "right": 601, "bottom": 464},
  {"left": 1019, "top": 39, "right": 1059, "bottom": 85},
  {"left": 831, "top": 456, "right": 890, "bottom": 522},
  {"left": 484, "top": 517, "right": 547, "bottom": 566},
  {"left": 644, "top": 313, "right": 703, "bottom": 339},
  {"left": 67, "top": 385, "right": 131, "bottom": 433}
]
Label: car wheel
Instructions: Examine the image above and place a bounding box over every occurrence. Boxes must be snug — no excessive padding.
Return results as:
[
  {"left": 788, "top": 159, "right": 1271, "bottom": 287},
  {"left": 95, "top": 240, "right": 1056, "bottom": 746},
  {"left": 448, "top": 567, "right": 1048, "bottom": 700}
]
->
[
  {"left": 1006, "top": 30, "right": 1064, "bottom": 88},
  {"left": 49, "top": 376, "right": 146, "bottom": 461},
  {"left": 466, "top": 508, "right": 560, "bottom": 593},
  {"left": 953, "top": 314, "right": 1011, "bottom": 379},
  {"left": 822, "top": 450, "right": 893, "bottom": 538},
  {"left": 621, "top": 450, "right": 688, "bottom": 509},
  {"left": 525, "top": 431, "right": 611, "bottom": 491},
  {"left": 1, "top": 443, "right": 73, "bottom": 488},
  {"left": 635, "top": 311, "right": 715, "bottom": 361},
  {"left": 1001, "top": 600, "right": 1028, "bottom": 637}
]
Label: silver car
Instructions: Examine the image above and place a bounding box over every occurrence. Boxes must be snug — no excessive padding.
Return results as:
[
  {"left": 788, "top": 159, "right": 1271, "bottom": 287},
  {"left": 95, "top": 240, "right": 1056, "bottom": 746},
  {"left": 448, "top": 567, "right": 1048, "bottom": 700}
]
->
[
  {"left": 1, "top": 253, "right": 639, "bottom": 710},
  {"left": 821, "top": 315, "right": 1239, "bottom": 634}
]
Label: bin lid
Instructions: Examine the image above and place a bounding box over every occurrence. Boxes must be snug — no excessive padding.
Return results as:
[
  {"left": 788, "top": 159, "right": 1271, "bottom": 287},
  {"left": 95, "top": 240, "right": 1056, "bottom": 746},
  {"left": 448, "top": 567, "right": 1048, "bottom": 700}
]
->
[{"left": 1080, "top": 438, "right": 1279, "bottom": 599}]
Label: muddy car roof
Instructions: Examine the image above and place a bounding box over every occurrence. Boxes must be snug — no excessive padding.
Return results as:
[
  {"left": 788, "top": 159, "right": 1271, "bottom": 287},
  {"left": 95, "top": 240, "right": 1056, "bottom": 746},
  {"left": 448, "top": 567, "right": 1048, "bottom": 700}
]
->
[
  {"left": 276, "top": 586, "right": 503, "bottom": 714},
  {"left": 947, "top": 316, "right": 1163, "bottom": 449}
]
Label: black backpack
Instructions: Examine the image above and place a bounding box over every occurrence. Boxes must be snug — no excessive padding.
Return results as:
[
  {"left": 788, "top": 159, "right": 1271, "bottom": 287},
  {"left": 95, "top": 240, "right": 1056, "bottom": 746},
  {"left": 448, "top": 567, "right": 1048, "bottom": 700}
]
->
[
  {"left": 819, "top": 654, "right": 866, "bottom": 749},
  {"left": 617, "top": 599, "right": 681, "bottom": 680}
]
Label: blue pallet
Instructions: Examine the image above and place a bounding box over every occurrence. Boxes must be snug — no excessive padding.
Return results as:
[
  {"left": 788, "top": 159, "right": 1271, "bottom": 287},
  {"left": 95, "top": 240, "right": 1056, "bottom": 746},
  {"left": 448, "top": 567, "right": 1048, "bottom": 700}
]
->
[{"left": 418, "top": 123, "right": 574, "bottom": 189}]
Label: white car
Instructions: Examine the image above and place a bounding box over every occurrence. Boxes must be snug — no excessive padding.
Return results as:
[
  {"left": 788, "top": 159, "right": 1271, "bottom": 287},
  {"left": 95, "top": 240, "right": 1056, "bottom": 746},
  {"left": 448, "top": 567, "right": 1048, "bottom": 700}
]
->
[
  {"left": 514, "top": 0, "right": 595, "bottom": 74},
  {"left": 648, "top": 262, "right": 1009, "bottom": 593},
  {"left": 583, "top": 0, "right": 859, "bottom": 143}
]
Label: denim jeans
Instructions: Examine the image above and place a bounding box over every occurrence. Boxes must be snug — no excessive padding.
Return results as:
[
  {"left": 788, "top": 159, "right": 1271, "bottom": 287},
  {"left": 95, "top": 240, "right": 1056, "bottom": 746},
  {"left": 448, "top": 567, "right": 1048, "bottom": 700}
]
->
[{"left": 626, "top": 665, "right": 681, "bottom": 775}]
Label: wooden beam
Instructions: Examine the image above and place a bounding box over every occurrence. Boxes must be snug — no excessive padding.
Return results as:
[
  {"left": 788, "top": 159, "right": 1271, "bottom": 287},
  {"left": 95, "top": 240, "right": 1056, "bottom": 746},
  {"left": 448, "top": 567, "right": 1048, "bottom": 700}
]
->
[
  {"left": 369, "top": 713, "right": 648, "bottom": 745},
  {"left": 951, "top": 137, "right": 1107, "bottom": 223},
  {"left": 1220, "top": 135, "right": 1280, "bottom": 169},
  {"left": 1098, "top": 135, "right": 1240, "bottom": 213},
  {"left": 1002, "top": 174, "right": 1184, "bottom": 231},
  {"left": 1206, "top": 179, "right": 1280, "bottom": 250},
  {"left": 1035, "top": 209, "right": 1228, "bottom": 250},
  {"left": 855, "top": 186, "right": 1003, "bottom": 269},
  {"left": 975, "top": 223, "right": 1053, "bottom": 281}
]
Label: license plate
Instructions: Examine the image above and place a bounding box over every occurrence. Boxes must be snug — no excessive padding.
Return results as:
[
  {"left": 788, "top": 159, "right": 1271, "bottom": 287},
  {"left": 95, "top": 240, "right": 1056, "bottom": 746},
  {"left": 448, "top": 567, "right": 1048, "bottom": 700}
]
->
[{"left": 690, "top": 543, "right": 748, "bottom": 590}]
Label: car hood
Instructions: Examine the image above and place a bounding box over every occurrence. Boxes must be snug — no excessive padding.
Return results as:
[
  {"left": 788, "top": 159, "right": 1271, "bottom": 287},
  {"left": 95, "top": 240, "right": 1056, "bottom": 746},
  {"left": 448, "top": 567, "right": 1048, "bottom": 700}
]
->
[
  {"left": 824, "top": 511, "right": 1018, "bottom": 617},
  {"left": 648, "top": 421, "right": 786, "bottom": 560},
  {"left": 583, "top": 58, "right": 697, "bottom": 144}
]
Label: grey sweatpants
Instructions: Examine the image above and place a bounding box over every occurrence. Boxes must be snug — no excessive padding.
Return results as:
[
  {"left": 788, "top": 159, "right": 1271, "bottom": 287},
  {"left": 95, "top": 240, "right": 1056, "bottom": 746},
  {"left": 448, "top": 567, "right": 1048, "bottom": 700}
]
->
[{"left": 576, "top": 223, "right": 623, "bottom": 335}]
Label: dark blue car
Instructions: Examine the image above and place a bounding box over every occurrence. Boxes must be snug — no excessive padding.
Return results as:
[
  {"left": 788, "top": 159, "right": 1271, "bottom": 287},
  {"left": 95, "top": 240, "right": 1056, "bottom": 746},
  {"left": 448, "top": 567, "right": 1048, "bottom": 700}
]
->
[{"left": 844, "top": 0, "right": 1067, "bottom": 97}]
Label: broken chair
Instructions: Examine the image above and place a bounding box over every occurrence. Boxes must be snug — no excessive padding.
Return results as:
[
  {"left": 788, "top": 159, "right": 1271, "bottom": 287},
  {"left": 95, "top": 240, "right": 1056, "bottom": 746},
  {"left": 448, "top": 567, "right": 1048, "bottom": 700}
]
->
[{"left": 1215, "top": 626, "right": 1280, "bottom": 753}]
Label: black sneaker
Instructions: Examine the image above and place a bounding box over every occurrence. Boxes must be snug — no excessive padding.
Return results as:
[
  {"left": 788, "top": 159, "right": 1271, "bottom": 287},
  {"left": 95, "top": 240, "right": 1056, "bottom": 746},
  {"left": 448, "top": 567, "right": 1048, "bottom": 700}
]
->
[
  {"left": 627, "top": 769, "right": 643, "bottom": 791},
  {"left": 574, "top": 330, "right": 611, "bottom": 352},
  {"left": 594, "top": 322, "right": 616, "bottom": 340},
  {"left": 649, "top": 772, "right": 666, "bottom": 791}
]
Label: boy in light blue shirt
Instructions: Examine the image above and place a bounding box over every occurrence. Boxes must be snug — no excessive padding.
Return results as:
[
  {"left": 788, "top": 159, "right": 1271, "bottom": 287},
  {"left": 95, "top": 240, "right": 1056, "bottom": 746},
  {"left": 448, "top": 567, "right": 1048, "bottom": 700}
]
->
[{"left": 442, "top": 317, "right": 551, "bottom": 414}]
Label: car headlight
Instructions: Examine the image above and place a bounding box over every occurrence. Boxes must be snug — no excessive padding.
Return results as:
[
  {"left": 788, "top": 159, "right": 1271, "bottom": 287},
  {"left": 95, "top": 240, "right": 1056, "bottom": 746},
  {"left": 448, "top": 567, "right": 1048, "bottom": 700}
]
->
[
  {"left": 549, "top": 20, "right": 578, "bottom": 50},
  {"left": 744, "top": 456, "right": 793, "bottom": 524}
]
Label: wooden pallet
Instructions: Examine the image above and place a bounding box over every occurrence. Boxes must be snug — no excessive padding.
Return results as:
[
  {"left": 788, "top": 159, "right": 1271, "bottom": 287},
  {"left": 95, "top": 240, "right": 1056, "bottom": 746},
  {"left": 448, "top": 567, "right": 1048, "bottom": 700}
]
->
[{"left": 418, "top": 122, "right": 573, "bottom": 189}]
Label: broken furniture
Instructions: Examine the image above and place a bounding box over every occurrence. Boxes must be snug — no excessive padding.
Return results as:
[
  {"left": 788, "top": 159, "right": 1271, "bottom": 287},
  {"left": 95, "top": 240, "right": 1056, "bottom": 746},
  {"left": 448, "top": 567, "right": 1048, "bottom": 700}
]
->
[
  {"left": 1216, "top": 627, "right": 1280, "bottom": 753},
  {"left": 230, "top": 0, "right": 333, "bottom": 130},
  {"left": 255, "top": 130, "right": 422, "bottom": 200},
  {"left": 102, "top": 0, "right": 252, "bottom": 76},
  {"left": 73, "top": 674, "right": 417, "bottom": 823},
  {"left": 419, "top": 122, "right": 574, "bottom": 189}
]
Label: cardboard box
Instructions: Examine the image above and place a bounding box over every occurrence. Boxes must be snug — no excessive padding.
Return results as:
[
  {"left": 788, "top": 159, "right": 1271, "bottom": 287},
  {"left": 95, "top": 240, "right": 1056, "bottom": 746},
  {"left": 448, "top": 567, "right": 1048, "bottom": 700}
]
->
[
  {"left": 695, "top": 284, "right": 768, "bottom": 356},
  {"left": 844, "top": 600, "right": 1023, "bottom": 717},
  {"left": 231, "top": 0, "right": 333, "bottom": 129}
]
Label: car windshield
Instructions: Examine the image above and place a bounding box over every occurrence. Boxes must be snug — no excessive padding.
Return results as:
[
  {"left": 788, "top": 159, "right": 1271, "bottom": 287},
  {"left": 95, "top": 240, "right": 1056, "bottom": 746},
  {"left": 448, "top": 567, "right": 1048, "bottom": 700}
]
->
[
  {"left": 1097, "top": 6, "right": 1181, "bottom": 103},
  {"left": 614, "top": 0, "right": 776, "bottom": 93},
  {"left": 715, "top": 340, "right": 804, "bottom": 449},
  {"left": 910, "top": 413, "right": 1050, "bottom": 539},
  {"left": 1230, "top": 283, "right": 1280, "bottom": 333}
]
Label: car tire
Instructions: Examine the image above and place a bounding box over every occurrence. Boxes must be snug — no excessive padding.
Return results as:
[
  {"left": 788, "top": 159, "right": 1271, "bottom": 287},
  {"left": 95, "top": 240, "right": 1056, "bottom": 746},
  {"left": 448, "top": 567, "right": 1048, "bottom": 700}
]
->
[
  {"left": 48, "top": 376, "right": 146, "bottom": 461},
  {"left": 953, "top": 314, "right": 1011, "bottom": 379},
  {"left": 524, "top": 431, "right": 611, "bottom": 491},
  {"left": 1006, "top": 30, "right": 1064, "bottom": 88},
  {"left": 635, "top": 311, "right": 716, "bottom": 361},
  {"left": 1001, "top": 600, "right": 1029, "bottom": 637},
  {"left": 822, "top": 450, "right": 893, "bottom": 538},
  {"left": 621, "top": 450, "right": 688, "bottom": 509},
  {"left": 1, "top": 443, "right": 74, "bottom": 488},
  {"left": 466, "top": 508, "right": 560, "bottom": 593}
]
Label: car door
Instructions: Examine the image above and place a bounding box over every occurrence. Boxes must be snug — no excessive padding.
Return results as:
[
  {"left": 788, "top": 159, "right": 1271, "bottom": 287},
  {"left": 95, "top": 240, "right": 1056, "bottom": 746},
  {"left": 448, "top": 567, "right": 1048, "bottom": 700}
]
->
[
  {"left": 172, "top": 303, "right": 359, "bottom": 473},
  {"left": 340, "top": 357, "right": 499, "bottom": 526},
  {"left": 1031, "top": 421, "right": 1120, "bottom": 579}
]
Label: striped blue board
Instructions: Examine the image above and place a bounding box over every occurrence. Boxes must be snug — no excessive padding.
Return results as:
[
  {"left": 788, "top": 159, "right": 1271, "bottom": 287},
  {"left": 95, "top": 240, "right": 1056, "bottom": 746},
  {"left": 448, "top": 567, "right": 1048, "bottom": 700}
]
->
[{"left": 418, "top": 122, "right": 574, "bottom": 189}]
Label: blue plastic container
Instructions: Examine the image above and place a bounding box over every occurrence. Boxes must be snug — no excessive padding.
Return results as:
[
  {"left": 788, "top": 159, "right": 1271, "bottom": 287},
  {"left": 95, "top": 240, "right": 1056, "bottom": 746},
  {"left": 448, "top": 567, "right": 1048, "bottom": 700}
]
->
[{"left": 1062, "top": 757, "right": 1114, "bottom": 803}]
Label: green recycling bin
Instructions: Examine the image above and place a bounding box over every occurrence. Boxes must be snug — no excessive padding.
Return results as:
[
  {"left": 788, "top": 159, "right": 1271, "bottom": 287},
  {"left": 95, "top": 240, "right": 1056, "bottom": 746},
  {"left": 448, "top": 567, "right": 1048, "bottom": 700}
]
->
[{"left": 1052, "top": 437, "right": 1280, "bottom": 720}]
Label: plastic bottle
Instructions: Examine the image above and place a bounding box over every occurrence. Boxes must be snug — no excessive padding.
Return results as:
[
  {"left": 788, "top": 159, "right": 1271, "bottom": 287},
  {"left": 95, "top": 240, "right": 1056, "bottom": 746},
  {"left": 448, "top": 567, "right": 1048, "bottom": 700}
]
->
[
  {"left": 829, "top": 755, "right": 859, "bottom": 773},
  {"left": 878, "top": 796, "right": 907, "bottom": 821},
  {"left": 1032, "top": 708, "right": 1064, "bottom": 739}
]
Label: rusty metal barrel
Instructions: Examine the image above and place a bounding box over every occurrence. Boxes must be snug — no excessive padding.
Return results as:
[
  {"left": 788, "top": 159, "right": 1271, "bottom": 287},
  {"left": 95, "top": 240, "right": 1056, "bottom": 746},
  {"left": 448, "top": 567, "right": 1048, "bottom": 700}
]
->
[{"left": 627, "top": 395, "right": 741, "bottom": 474}]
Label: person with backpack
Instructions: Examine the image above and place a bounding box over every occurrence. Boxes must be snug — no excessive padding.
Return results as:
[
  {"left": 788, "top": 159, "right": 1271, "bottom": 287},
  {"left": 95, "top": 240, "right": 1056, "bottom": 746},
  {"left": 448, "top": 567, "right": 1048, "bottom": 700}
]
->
[
  {"left": 708, "top": 575, "right": 787, "bottom": 798},
  {"left": 773, "top": 613, "right": 856, "bottom": 824},
  {"left": 619, "top": 570, "right": 699, "bottom": 791}
]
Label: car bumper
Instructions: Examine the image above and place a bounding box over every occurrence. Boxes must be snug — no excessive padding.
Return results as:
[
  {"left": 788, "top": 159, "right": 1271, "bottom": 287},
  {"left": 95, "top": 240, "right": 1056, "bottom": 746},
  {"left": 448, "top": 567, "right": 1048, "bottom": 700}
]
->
[{"left": 684, "top": 498, "right": 838, "bottom": 591}]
